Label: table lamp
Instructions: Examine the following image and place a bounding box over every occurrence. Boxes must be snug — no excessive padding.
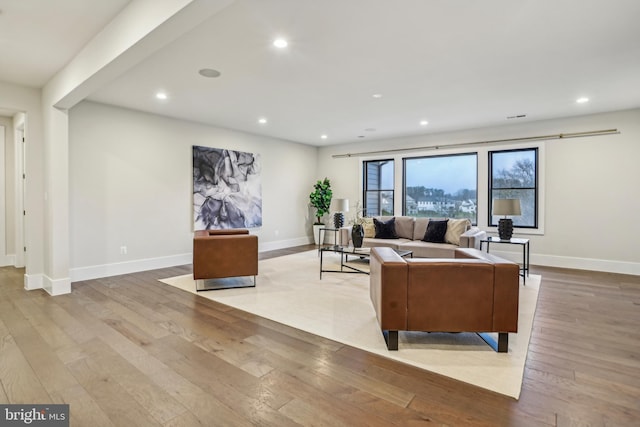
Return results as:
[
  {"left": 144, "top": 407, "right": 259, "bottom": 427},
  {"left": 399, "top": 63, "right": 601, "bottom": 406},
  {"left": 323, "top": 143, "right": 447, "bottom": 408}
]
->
[
  {"left": 333, "top": 198, "right": 349, "bottom": 228},
  {"left": 493, "top": 198, "right": 521, "bottom": 240}
]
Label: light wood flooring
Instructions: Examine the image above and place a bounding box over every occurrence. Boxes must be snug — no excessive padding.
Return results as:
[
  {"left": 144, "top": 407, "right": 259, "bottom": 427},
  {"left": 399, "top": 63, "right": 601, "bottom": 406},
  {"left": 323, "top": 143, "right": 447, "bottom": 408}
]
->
[{"left": 1, "top": 244, "right": 639, "bottom": 426}]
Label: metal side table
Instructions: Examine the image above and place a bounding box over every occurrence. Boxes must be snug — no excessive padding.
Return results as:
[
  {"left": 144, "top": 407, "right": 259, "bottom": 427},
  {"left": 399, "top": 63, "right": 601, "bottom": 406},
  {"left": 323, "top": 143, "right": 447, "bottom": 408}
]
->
[{"left": 480, "top": 236, "right": 530, "bottom": 284}]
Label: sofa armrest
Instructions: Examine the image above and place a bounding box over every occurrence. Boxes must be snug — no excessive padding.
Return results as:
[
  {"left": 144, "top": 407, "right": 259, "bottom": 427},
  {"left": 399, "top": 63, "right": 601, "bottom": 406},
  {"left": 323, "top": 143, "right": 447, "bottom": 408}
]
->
[
  {"left": 459, "top": 227, "right": 486, "bottom": 249},
  {"left": 370, "top": 247, "right": 408, "bottom": 331},
  {"left": 455, "top": 248, "right": 519, "bottom": 332}
]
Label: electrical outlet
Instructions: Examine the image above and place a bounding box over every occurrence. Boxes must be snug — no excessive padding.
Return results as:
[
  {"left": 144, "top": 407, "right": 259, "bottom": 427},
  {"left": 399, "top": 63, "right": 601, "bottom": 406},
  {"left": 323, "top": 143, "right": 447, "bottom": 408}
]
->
[{"left": 120, "top": 246, "right": 127, "bottom": 255}]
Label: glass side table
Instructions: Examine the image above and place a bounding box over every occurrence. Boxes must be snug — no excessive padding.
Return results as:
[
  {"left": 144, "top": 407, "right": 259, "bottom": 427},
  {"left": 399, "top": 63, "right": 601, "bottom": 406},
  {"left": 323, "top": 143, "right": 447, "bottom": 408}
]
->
[
  {"left": 480, "top": 236, "right": 530, "bottom": 285},
  {"left": 318, "top": 227, "right": 341, "bottom": 251}
]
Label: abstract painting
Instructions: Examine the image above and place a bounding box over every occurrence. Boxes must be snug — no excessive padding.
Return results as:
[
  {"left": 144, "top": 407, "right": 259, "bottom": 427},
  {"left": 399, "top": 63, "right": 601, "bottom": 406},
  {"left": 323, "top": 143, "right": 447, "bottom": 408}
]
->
[{"left": 193, "top": 146, "right": 262, "bottom": 230}]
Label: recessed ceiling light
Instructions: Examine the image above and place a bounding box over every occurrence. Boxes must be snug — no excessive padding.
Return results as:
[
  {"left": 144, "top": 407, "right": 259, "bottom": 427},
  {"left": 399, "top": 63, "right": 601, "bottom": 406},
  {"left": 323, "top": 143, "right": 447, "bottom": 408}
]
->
[
  {"left": 273, "top": 38, "right": 288, "bottom": 48},
  {"left": 320, "top": 134, "right": 328, "bottom": 140},
  {"left": 372, "top": 93, "right": 382, "bottom": 99},
  {"left": 258, "top": 118, "right": 267, "bottom": 124},
  {"left": 576, "top": 97, "right": 589, "bottom": 104},
  {"left": 198, "top": 68, "right": 221, "bottom": 78},
  {"left": 420, "top": 120, "right": 429, "bottom": 126},
  {"left": 155, "top": 92, "right": 168, "bottom": 100}
]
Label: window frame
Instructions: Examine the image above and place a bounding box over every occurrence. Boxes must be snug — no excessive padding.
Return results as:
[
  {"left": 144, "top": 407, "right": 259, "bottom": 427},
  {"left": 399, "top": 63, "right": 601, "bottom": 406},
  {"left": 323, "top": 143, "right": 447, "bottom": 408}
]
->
[
  {"left": 488, "top": 147, "right": 539, "bottom": 229},
  {"left": 402, "top": 152, "right": 478, "bottom": 225},
  {"left": 362, "top": 159, "right": 395, "bottom": 216}
]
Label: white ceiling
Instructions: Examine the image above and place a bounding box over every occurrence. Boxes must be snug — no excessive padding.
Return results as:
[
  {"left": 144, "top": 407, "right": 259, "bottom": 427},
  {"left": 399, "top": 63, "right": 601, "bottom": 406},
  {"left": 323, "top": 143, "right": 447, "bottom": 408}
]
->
[
  {"left": 0, "top": 0, "right": 131, "bottom": 87},
  {"left": 2, "top": 0, "right": 640, "bottom": 146}
]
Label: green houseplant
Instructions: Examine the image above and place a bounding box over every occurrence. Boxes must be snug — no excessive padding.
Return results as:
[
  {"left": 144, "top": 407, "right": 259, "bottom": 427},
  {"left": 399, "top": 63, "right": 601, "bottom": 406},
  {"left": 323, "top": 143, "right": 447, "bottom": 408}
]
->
[
  {"left": 309, "top": 178, "right": 332, "bottom": 245},
  {"left": 309, "top": 178, "right": 333, "bottom": 224}
]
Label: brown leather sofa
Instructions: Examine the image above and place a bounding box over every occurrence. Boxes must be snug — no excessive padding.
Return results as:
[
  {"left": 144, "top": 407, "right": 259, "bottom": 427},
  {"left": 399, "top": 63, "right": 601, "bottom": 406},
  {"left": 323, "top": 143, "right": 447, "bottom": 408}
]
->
[
  {"left": 193, "top": 229, "right": 258, "bottom": 290},
  {"left": 370, "top": 247, "right": 519, "bottom": 352}
]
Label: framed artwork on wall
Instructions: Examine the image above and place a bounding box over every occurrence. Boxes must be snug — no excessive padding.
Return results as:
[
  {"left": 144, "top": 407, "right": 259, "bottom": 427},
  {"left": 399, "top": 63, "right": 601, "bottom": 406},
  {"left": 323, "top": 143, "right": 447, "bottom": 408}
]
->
[{"left": 193, "top": 146, "right": 262, "bottom": 230}]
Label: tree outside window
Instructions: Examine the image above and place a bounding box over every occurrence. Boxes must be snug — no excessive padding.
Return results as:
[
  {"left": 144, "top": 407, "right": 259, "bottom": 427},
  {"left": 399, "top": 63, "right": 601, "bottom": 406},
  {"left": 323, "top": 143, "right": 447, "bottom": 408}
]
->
[
  {"left": 403, "top": 153, "right": 477, "bottom": 224},
  {"left": 489, "top": 148, "right": 538, "bottom": 228}
]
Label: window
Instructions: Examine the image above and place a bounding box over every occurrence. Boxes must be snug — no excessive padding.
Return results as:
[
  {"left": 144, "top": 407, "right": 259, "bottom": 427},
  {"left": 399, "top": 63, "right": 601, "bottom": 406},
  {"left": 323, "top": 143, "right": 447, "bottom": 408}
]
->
[
  {"left": 489, "top": 148, "right": 538, "bottom": 228},
  {"left": 403, "top": 153, "right": 477, "bottom": 223},
  {"left": 363, "top": 159, "right": 394, "bottom": 216}
]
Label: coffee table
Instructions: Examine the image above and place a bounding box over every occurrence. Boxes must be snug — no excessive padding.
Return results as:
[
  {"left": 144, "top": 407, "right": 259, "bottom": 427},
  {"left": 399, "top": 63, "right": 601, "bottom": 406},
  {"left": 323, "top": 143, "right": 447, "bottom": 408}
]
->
[{"left": 319, "top": 246, "right": 413, "bottom": 279}]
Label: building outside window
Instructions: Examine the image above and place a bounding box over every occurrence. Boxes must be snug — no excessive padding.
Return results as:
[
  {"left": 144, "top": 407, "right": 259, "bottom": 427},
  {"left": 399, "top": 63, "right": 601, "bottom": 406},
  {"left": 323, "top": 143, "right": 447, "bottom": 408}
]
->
[
  {"left": 363, "top": 159, "right": 394, "bottom": 216},
  {"left": 403, "top": 153, "right": 478, "bottom": 224},
  {"left": 489, "top": 148, "right": 538, "bottom": 228}
]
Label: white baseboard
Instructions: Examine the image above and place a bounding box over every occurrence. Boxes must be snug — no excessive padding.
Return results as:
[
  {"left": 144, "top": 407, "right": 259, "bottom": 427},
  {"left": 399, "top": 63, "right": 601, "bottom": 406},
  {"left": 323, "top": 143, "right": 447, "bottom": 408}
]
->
[
  {"left": 68, "top": 242, "right": 639, "bottom": 286},
  {"left": 0, "top": 253, "right": 16, "bottom": 267},
  {"left": 532, "top": 253, "right": 640, "bottom": 276},
  {"left": 490, "top": 249, "right": 640, "bottom": 276},
  {"left": 69, "top": 237, "right": 313, "bottom": 283},
  {"left": 24, "top": 273, "right": 43, "bottom": 290},
  {"left": 259, "top": 236, "right": 312, "bottom": 252},
  {"left": 43, "top": 275, "right": 72, "bottom": 296},
  {"left": 70, "top": 253, "right": 192, "bottom": 282}
]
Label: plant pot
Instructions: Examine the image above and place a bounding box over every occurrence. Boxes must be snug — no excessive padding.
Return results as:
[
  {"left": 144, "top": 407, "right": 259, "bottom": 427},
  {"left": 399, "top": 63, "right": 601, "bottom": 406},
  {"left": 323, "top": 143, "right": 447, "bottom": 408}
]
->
[
  {"left": 312, "top": 224, "right": 324, "bottom": 245},
  {"left": 351, "top": 224, "right": 364, "bottom": 248}
]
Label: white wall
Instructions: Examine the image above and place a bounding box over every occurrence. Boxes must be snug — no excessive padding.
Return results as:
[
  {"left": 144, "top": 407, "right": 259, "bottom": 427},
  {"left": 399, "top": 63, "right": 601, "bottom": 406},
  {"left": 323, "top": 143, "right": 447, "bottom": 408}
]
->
[
  {"left": 0, "top": 81, "right": 45, "bottom": 290},
  {"left": 43, "top": 0, "right": 234, "bottom": 293},
  {"left": 68, "top": 101, "right": 318, "bottom": 281},
  {"left": 318, "top": 108, "right": 640, "bottom": 275},
  {"left": 0, "top": 123, "right": 5, "bottom": 265}
]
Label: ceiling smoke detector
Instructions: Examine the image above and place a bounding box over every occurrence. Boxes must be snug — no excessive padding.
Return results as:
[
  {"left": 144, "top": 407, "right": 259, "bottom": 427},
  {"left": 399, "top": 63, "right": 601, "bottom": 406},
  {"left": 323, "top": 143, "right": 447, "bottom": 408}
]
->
[{"left": 198, "top": 68, "right": 221, "bottom": 78}]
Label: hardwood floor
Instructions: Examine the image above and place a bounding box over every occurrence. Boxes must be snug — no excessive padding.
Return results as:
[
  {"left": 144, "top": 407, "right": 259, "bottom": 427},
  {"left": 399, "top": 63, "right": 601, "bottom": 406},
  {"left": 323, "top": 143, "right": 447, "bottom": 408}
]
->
[{"left": 1, "top": 245, "right": 639, "bottom": 426}]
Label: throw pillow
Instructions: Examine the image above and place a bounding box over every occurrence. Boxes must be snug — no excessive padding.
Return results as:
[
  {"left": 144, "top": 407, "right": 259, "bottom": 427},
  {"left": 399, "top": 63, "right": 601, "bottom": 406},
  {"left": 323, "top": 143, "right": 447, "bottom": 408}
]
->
[
  {"left": 361, "top": 217, "right": 375, "bottom": 238},
  {"left": 445, "top": 218, "right": 471, "bottom": 246},
  {"left": 423, "top": 219, "right": 448, "bottom": 243},
  {"left": 373, "top": 217, "right": 398, "bottom": 239}
]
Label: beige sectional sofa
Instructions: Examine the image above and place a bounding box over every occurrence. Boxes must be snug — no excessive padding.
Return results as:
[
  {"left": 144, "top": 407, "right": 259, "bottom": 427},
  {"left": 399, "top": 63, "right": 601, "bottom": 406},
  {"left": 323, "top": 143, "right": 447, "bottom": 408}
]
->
[{"left": 341, "top": 216, "right": 486, "bottom": 258}]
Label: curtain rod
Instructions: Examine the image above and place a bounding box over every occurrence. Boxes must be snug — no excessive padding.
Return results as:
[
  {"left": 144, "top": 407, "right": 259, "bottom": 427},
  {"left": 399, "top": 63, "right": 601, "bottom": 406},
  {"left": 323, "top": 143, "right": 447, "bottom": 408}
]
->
[{"left": 331, "top": 128, "right": 619, "bottom": 158}]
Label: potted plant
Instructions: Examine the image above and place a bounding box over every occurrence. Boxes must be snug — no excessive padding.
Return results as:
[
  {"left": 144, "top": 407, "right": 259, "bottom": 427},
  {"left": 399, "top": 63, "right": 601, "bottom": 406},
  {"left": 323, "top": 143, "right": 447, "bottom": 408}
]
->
[{"left": 309, "top": 178, "right": 332, "bottom": 245}]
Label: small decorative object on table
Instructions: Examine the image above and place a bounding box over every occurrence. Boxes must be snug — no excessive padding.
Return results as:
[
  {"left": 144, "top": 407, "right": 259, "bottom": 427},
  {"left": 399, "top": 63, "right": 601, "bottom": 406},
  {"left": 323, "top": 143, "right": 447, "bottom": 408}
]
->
[
  {"left": 493, "top": 198, "right": 521, "bottom": 240},
  {"left": 349, "top": 201, "right": 366, "bottom": 248},
  {"left": 351, "top": 224, "right": 364, "bottom": 248},
  {"left": 332, "top": 198, "right": 349, "bottom": 228}
]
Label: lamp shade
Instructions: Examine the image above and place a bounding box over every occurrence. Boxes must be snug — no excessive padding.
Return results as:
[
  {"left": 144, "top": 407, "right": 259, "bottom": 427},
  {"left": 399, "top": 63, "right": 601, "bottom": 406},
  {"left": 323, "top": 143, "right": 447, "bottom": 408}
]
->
[
  {"left": 333, "top": 198, "right": 349, "bottom": 212},
  {"left": 493, "top": 198, "right": 521, "bottom": 216}
]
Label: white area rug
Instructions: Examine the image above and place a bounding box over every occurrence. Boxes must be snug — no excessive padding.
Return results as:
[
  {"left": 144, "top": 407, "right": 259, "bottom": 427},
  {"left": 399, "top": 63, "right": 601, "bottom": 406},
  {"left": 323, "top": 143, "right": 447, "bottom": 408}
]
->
[{"left": 160, "top": 250, "right": 540, "bottom": 399}]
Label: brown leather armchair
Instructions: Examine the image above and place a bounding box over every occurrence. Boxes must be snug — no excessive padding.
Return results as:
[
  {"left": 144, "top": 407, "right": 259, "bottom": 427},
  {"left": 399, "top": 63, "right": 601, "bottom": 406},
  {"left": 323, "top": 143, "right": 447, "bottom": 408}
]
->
[
  {"left": 370, "top": 247, "right": 519, "bottom": 352},
  {"left": 193, "top": 229, "right": 258, "bottom": 290}
]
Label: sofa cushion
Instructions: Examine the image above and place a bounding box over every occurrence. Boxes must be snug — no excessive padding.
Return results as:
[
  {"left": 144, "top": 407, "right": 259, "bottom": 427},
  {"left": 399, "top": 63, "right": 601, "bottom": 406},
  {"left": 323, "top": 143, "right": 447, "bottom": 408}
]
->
[
  {"left": 374, "top": 217, "right": 398, "bottom": 239},
  {"left": 377, "top": 216, "right": 414, "bottom": 239},
  {"left": 394, "top": 216, "right": 415, "bottom": 239},
  {"left": 398, "top": 240, "right": 459, "bottom": 258},
  {"left": 361, "top": 217, "right": 375, "bottom": 238},
  {"left": 413, "top": 217, "right": 430, "bottom": 241},
  {"left": 423, "top": 219, "right": 448, "bottom": 243},
  {"left": 445, "top": 218, "right": 472, "bottom": 246},
  {"left": 363, "top": 238, "right": 410, "bottom": 250}
]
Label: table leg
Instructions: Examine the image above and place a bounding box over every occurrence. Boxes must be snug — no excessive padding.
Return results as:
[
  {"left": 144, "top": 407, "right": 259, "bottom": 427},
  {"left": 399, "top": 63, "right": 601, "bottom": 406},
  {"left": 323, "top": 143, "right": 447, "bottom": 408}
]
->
[{"left": 522, "top": 243, "right": 526, "bottom": 285}]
